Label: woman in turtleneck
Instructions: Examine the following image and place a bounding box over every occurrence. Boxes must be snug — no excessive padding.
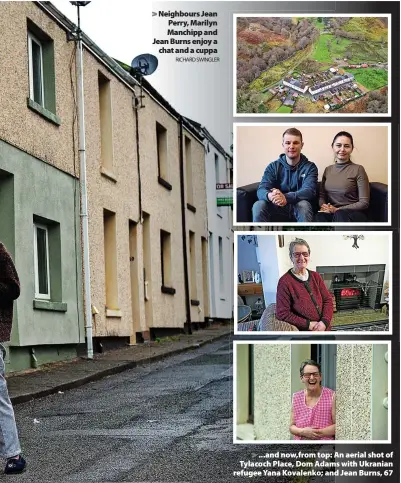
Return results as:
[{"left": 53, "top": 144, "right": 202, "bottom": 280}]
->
[{"left": 315, "top": 131, "right": 370, "bottom": 223}]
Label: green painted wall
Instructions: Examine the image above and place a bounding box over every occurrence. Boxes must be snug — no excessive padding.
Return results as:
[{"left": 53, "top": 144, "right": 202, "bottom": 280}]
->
[{"left": 0, "top": 140, "right": 84, "bottom": 372}]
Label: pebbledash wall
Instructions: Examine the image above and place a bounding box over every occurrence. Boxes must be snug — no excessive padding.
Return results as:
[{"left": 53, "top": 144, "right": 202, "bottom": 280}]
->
[
  {"left": 236, "top": 343, "right": 389, "bottom": 441},
  {"left": 0, "top": 2, "right": 84, "bottom": 372},
  {"left": 82, "top": 47, "right": 209, "bottom": 343}
]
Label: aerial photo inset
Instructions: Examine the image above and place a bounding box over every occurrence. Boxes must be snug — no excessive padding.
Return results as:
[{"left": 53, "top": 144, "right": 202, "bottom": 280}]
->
[{"left": 236, "top": 16, "right": 389, "bottom": 115}]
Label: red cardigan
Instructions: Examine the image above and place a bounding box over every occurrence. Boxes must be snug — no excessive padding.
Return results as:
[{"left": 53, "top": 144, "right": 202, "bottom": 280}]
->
[
  {"left": 0, "top": 243, "right": 20, "bottom": 342},
  {"left": 276, "top": 270, "right": 333, "bottom": 331}
]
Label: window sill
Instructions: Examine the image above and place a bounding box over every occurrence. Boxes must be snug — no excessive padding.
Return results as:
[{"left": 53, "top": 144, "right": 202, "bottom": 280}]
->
[
  {"left": 191, "top": 299, "right": 200, "bottom": 306},
  {"left": 33, "top": 300, "right": 67, "bottom": 312},
  {"left": 100, "top": 167, "right": 117, "bottom": 183},
  {"left": 187, "top": 203, "right": 196, "bottom": 213},
  {"left": 106, "top": 308, "right": 122, "bottom": 318},
  {"left": 27, "top": 98, "right": 61, "bottom": 126},
  {"left": 161, "top": 285, "right": 176, "bottom": 295},
  {"left": 158, "top": 177, "right": 172, "bottom": 191}
]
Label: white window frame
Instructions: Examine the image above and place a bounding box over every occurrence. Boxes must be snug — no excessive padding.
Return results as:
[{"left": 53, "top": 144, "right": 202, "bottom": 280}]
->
[
  {"left": 33, "top": 223, "right": 50, "bottom": 300},
  {"left": 28, "top": 32, "right": 44, "bottom": 107}
]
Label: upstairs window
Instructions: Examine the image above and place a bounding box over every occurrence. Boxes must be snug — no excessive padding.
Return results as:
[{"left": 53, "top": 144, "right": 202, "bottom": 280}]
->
[
  {"left": 28, "top": 32, "right": 44, "bottom": 106},
  {"left": 27, "top": 20, "right": 59, "bottom": 124}
]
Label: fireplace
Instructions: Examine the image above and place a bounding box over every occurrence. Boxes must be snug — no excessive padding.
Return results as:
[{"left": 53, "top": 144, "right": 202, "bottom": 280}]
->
[{"left": 316, "top": 265, "right": 386, "bottom": 312}]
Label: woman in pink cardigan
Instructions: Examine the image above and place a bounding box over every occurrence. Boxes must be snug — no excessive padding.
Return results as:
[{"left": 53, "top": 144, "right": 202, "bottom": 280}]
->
[
  {"left": 290, "top": 360, "right": 336, "bottom": 440},
  {"left": 276, "top": 238, "right": 333, "bottom": 331}
]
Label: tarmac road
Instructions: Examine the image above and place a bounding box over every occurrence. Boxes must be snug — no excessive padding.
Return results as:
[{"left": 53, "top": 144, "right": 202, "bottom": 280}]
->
[
  {"left": 10, "top": 336, "right": 326, "bottom": 482},
  {"left": 12, "top": 337, "right": 238, "bottom": 482}
]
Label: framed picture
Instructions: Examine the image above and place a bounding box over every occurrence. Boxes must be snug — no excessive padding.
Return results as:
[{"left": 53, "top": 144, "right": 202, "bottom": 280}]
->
[{"left": 243, "top": 270, "right": 255, "bottom": 283}]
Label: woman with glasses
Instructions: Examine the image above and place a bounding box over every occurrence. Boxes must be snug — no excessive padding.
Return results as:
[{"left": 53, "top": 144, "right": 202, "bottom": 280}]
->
[
  {"left": 315, "top": 131, "right": 370, "bottom": 223},
  {"left": 276, "top": 238, "right": 333, "bottom": 331},
  {"left": 290, "top": 360, "right": 336, "bottom": 440}
]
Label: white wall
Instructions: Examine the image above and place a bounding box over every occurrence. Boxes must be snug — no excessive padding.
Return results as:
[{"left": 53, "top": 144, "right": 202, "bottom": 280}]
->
[
  {"left": 257, "top": 234, "right": 390, "bottom": 304},
  {"left": 206, "top": 141, "right": 233, "bottom": 319},
  {"left": 236, "top": 124, "right": 389, "bottom": 186},
  {"left": 256, "top": 235, "right": 280, "bottom": 305}
]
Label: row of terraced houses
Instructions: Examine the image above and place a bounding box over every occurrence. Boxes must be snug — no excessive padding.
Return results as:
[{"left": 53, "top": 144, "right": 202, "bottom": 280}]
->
[{"left": 0, "top": 2, "right": 233, "bottom": 372}]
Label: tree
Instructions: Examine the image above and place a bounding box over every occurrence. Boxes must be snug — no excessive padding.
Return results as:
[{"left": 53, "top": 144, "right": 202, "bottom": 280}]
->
[
  {"left": 281, "top": 27, "right": 290, "bottom": 38},
  {"left": 296, "top": 37, "right": 309, "bottom": 49},
  {"left": 257, "top": 103, "right": 269, "bottom": 113}
]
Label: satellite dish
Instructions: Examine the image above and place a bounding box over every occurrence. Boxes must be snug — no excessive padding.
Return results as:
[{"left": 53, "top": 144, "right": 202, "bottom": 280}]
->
[{"left": 131, "top": 54, "right": 158, "bottom": 76}]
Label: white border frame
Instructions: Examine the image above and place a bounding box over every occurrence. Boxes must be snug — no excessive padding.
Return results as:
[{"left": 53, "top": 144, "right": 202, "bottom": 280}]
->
[
  {"left": 28, "top": 31, "right": 45, "bottom": 107},
  {"left": 33, "top": 223, "right": 51, "bottom": 300},
  {"left": 233, "top": 122, "right": 392, "bottom": 227},
  {"left": 234, "top": 231, "right": 392, "bottom": 335},
  {"left": 233, "top": 14, "right": 391, "bottom": 117},
  {"left": 233, "top": 340, "right": 392, "bottom": 444}
]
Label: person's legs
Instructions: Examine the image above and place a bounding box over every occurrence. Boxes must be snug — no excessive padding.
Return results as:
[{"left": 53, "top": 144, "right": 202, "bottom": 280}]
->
[
  {"left": 293, "top": 200, "right": 314, "bottom": 222},
  {"left": 0, "top": 346, "right": 21, "bottom": 460},
  {"left": 252, "top": 200, "right": 292, "bottom": 222},
  {"left": 252, "top": 200, "right": 270, "bottom": 222},
  {"left": 314, "top": 212, "right": 334, "bottom": 223},
  {"left": 332, "top": 209, "right": 369, "bottom": 223}
]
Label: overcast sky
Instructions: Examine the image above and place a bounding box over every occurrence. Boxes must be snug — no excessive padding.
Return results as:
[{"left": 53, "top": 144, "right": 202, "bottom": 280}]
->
[{"left": 51, "top": 0, "right": 232, "bottom": 150}]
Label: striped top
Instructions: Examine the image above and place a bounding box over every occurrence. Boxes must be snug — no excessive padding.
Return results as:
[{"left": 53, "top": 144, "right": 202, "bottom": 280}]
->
[{"left": 292, "top": 386, "right": 335, "bottom": 440}]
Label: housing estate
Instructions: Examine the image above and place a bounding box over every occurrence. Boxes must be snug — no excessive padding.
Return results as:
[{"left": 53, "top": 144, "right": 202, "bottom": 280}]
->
[{"left": 0, "top": 1, "right": 232, "bottom": 371}]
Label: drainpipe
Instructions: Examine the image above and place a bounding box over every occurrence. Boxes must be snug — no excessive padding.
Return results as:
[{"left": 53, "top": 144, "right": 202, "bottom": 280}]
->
[
  {"left": 132, "top": 91, "right": 143, "bottom": 223},
  {"left": 178, "top": 117, "right": 192, "bottom": 334},
  {"left": 75, "top": 4, "right": 93, "bottom": 359}
]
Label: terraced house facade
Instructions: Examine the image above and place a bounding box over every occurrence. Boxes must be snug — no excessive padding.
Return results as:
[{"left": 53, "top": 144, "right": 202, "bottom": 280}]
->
[{"left": 0, "top": 1, "right": 218, "bottom": 371}]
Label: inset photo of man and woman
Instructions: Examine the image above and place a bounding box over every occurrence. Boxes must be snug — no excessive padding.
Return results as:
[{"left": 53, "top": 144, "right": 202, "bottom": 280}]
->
[
  {"left": 234, "top": 341, "right": 390, "bottom": 444},
  {"left": 235, "top": 232, "right": 391, "bottom": 334},
  {"left": 234, "top": 124, "right": 390, "bottom": 226}
]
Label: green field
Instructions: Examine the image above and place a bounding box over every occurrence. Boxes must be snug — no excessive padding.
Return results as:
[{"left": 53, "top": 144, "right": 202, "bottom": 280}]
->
[
  {"left": 312, "top": 34, "right": 351, "bottom": 63},
  {"left": 344, "top": 68, "right": 388, "bottom": 90},
  {"left": 311, "top": 33, "right": 387, "bottom": 64},
  {"left": 313, "top": 19, "right": 325, "bottom": 31},
  {"left": 277, "top": 106, "right": 292, "bottom": 113}
]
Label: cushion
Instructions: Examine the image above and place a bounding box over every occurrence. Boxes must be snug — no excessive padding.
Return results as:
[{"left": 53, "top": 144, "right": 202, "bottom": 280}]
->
[{"left": 257, "top": 304, "right": 299, "bottom": 332}]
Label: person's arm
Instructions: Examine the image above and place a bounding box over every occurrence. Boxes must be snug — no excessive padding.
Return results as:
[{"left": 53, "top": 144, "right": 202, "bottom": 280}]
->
[
  {"left": 276, "top": 278, "right": 311, "bottom": 330},
  {"left": 284, "top": 163, "right": 318, "bottom": 204},
  {"left": 316, "top": 273, "right": 333, "bottom": 329},
  {"left": 319, "top": 169, "right": 328, "bottom": 208},
  {"left": 256, "top": 164, "right": 277, "bottom": 202},
  {"left": 0, "top": 243, "right": 20, "bottom": 302},
  {"left": 315, "top": 393, "right": 336, "bottom": 438},
  {"left": 290, "top": 407, "right": 321, "bottom": 439},
  {"left": 338, "top": 166, "right": 370, "bottom": 211}
]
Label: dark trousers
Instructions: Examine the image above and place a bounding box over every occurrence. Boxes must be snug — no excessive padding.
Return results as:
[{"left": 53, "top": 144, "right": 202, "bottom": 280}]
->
[
  {"left": 314, "top": 209, "right": 368, "bottom": 223},
  {"left": 252, "top": 200, "right": 314, "bottom": 223}
]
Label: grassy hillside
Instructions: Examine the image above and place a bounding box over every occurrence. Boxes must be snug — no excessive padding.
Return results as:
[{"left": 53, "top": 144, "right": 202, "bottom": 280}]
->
[
  {"left": 312, "top": 34, "right": 351, "bottom": 62},
  {"left": 250, "top": 48, "right": 311, "bottom": 90},
  {"left": 342, "top": 17, "right": 388, "bottom": 42}
]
